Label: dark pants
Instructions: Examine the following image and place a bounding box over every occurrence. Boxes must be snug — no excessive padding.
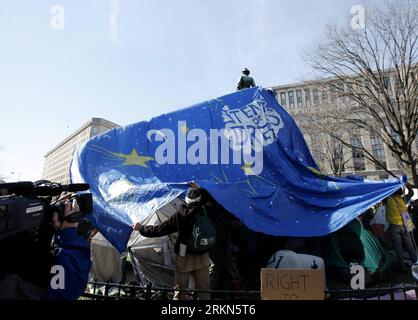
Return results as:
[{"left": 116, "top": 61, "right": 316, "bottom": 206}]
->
[
  {"left": 209, "top": 212, "right": 242, "bottom": 292},
  {"left": 389, "top": 224, "right": 418, "bottom": 269}
]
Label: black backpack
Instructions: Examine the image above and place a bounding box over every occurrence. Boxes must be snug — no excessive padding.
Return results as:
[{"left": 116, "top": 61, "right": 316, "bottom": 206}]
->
[{"left": 186, "top": 206, "right": 216, "bottom": 254}]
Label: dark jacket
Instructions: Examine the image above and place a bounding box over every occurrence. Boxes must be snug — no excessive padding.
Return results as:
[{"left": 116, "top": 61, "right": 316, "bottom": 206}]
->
[
  {"left": 210, "top": 207, "right": 242, "bottom": 262},
  {"left": 237, "top": 75, "right": 256, "bottom": 90},
  {"left": 139, "top": 202, "right": 210, "bottom": 255},
  {"left": 45, "top": 227, "right": 92, "bottom": 300}
]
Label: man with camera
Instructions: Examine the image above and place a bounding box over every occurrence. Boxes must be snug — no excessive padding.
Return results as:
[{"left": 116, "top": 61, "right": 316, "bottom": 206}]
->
[
  {"left": 44, "top": 194, "right": 92, "bottom": 300},
  {"left": 0, "top": 184, "right": 93, "bottom": 300}
]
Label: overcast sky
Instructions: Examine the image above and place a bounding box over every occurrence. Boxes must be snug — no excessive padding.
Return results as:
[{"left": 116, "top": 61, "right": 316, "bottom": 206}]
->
[{"left": 0, "top": 0, "right": 367, "bottom": 181}]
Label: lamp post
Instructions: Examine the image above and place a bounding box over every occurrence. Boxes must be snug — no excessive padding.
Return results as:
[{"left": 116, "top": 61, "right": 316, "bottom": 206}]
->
[{"left": 10, "top": 171, "right": 21, "bottom": 182}]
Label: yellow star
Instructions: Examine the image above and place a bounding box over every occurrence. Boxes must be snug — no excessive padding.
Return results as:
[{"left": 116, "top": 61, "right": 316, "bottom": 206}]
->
[
  {"left": 308, "top": 167, "right": 324, "bottom": 177},
  {"left": 241, "top": 161, "right": 255, "bottom": 176},
  {"left": 180, "top": 124, "right": 190, "bottom": 134},
  {"left": 111, "top": 149, "right": 154, "bottom": 167},
  {"left": 329, "top": 182, "right": 341, "bottom": 190}
]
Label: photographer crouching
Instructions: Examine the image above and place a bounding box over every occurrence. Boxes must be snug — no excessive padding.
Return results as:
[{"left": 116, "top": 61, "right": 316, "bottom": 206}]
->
[
  {"left": 0, "top": 181, "right": 95, "bottom": 300},
  {"left": 44, "top": 194, "right": 92, "bottom": 300}
]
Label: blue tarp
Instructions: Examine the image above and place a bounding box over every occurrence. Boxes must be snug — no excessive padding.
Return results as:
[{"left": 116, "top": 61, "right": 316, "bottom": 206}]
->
[{"left": 71, "top": 87, "right": 404, "bottom": 252}]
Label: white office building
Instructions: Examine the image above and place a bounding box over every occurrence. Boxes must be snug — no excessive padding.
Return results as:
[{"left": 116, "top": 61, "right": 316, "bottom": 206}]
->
[
  {"left": 272, "top": 78, "right": 418, "bottom": 180},
  {"left": 42, "top": 118, "right": 119, "bottom": 184}
]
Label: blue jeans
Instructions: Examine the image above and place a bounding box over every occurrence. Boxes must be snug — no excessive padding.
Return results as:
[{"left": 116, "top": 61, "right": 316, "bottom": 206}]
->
[{"left": 389, "top": 224, "right": 418, "bottom": 269}]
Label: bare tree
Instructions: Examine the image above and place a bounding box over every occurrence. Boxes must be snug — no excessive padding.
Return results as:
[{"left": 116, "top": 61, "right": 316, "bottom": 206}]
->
[
  {"left": 298, "top": 112, "right": 354, "bottom": 177},
  {"left": 306, "top": 0, "right": 418, "bottom": 184},
  {"left": 299, "top": 105, "right": 400, "bottom": 179}
]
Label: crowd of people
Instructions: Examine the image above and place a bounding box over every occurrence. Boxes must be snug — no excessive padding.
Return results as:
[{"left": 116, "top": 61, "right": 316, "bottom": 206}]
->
[
  {"left": 362, "top": 183, "right": 418, "bottom": 272},
  {"left": 2, "top": 180, "right": 416, "bottom": 301},
  {"left": 130, "top": 180, "right": 418, "bottom": 300},
  {"left": 132, "top": 186, "right": 258, "bottom": 300},
  {"left": 3, "top": 68, "right": 417, "bottom": 301}
]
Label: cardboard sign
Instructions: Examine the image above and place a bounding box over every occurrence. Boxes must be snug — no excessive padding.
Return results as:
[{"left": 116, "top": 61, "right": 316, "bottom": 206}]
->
[{"left": 261, "top": 269, "right": 325, "bottom": 300}]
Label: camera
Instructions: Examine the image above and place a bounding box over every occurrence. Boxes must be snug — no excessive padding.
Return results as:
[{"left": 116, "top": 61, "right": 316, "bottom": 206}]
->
[
  {"left": 0, "top": 180, "right": 92, "bottom": 241},
  {"left": 53, "top": 193, "right": 93, "bottom": 224},
  {"left": 0, "top": 179, "right": 95, "bottom": 287},
  {"left": 0, "top": 180, "right": 94, "bottom": 294}
]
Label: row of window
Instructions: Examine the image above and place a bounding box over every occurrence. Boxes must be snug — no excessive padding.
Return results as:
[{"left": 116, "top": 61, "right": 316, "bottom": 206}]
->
[
  {"left": 44, "top": 165, "right": 69, "bottom": 180},
  {"left": 278, "top": 84, "right": 349, "bottom": 109},
  {"left": 44, "top": 131, "right": 92, "bottom": 176},
  {"left": 276, "top": 73, "right": 413, "bottom": 110},
  {"left": 48, "top": 129, "right": 89, "bottom": 160},
  {"left": 44, "top": 157, "right": 71, "bottom": 176},
  {"left": 348, "top": 134, "right": 389, "bottom": 171},
  {"left": 45, "top": 173, "right": 69, "bottom": 184},
  {"left": 42, "top": 125, "right": 113, "bottom": 182},
  {"left": 311, "top": 134, "right": 388, "bottom": 172},
  {"left": 314, "top": 132, "right": 418, "bottom": 173}
]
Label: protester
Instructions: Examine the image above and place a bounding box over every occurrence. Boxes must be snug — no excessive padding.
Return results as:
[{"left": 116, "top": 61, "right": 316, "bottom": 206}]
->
[
  {"left": 385, "top": 183, "right": 418, "bottom": 272},
  {"left": 369, "top": 201, "right": 391, "bottom": 246},
  {"left": 237, "top": 68, "right": 256, "bottom": 90},
  {"left": 209, "top": 205, "right": 242, "bottom": 297},
  {"left": 45, "top": 196, "right": 92, "bottom": 300},
  {"left": 408, "top": 198, "right": 418, "bottom": 246},
  {"left": 359, "top": 207, "right": 375, "bottom": 231},
  {"left": 0, "top": 194, "right": 92, "bottom": 300},
  {"left": 410, "top": 199, "right": 418, "bottom": 215},
  {"left": 235, "top": 227, "right": 260, "bottom": 290},
  {"left": 132, "top": 186, "right": 214, "bottom": 300}
]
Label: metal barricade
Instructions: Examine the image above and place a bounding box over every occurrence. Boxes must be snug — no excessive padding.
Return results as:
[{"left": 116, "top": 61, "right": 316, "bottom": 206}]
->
[
  {"left": 84, "top": 281, "right": 261, "bottom": 300},
  {"left": 84, "top": 281, "right": 418, "bottom": 300},
  {"left": 325, "top": 283, "right": 418, "bottom": 300}
]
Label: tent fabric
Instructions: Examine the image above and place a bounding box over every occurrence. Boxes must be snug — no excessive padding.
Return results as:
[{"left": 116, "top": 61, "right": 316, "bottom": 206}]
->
[
  {"left": 89, "top": 233, "right": 124, "bottom": 284},
  {"left": 89, "top": 200, "right": 182, "bottom": 287},
  {"left": 128, "top": 198, "right": 183, "bottom": 286},
  {"left": 324, "top": 219, "right": 395, "bottom": 273},
  {"left": 70, "top": 86, "right": 405, "bottom": 252}
]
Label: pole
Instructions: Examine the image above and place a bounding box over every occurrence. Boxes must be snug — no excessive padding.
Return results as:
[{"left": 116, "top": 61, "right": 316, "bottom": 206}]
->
[{"left": 10, "top": 172, "right": 21, "bottom": 182}]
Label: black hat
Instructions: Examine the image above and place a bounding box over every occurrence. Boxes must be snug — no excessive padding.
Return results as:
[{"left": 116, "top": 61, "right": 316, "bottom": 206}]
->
[
  {"left": 185, "top": 187, "right": 204, "bottom": 204},
  {"left": 242, "top": 68, "right": 250, "bottom": 75}
]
